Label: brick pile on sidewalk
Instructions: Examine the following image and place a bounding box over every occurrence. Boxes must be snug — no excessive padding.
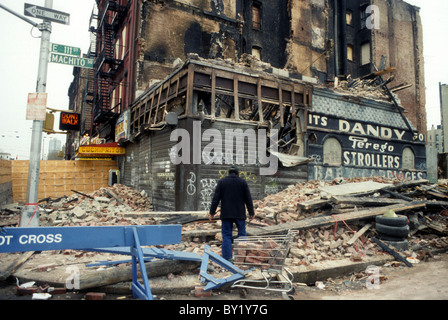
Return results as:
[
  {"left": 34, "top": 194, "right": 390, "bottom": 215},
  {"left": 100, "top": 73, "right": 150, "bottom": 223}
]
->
[{"left": 39, "top": 184, "right": 153, "bottom": 227}]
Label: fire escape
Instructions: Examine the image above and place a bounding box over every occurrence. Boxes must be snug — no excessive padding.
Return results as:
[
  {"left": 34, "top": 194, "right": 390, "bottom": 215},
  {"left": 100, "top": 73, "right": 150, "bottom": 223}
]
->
[{"left": 91, "top": 0, "right": 129, "bottom": 138}]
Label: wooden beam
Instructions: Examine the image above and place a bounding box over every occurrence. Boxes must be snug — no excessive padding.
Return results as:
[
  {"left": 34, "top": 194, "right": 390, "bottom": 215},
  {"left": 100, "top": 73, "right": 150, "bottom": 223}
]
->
[
  {"left": 121, "top": 211, "right": 208, "bottom": 218},
  {"left": 185, "top": 64, "right": 195, "bottom": 116},
  {"left": 147, "top": 95, "right": 154, "bottom": 125},
  {"left": 211, "top": 71, "right": 216, "bottom": 117},
  {"left": 257, "top": 77, "right": 264, "bottom": 123},
  {"left": 347, "top": 223, "right": 371, "bottom": 245},
  {"left": 233, "top": 74, "right": 239, "bottom": 119},
  {"left": 371, "top": 238, "right": 413, "bottom": 267},
  {"left": 152, "top": 85, "right": 163, "bottom": 125},
  {"left": 0, "top": 251, "right": 34, "bottom": 280},
  {"left": 330, "top": 195, "right": 407, "bottom": 206},
  {"left": 290, "top": 86, "right": 296, "bottom": 130},
  {"left": 279, "top": 82, "right": 284, "bottom": 127},
  {"left": 390, "top": 83, "right": 412, "bottom": 93},
  {"left": 247, "top": 202, "right": 426, "bottom": 236}
]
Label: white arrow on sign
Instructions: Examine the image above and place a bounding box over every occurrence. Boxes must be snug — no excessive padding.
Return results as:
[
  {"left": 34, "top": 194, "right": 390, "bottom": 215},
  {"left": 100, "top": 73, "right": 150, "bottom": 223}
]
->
[{"left": 24, "top": 3, "right": 70, "bottom": 25}]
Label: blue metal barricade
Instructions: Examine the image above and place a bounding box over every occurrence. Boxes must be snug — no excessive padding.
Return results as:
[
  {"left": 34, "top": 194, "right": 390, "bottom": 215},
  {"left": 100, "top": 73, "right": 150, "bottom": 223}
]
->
[{"left": 0, "top": 225, "right": 247, "bottom": 300}]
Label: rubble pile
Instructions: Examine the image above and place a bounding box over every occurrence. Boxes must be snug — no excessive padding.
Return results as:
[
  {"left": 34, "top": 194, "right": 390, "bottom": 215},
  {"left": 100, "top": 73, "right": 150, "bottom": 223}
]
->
[
  {"left": 183, "top": 177, "right": 448, "bottom": 268},
  {"left": 286, "top": 226, "right": 376, "bottom": 266},
  {"left": 39, "top": 184, "right": 154, "bottom": 227},
  {"left": 254, "top": 176, "right": 396, "bottom": 223}
]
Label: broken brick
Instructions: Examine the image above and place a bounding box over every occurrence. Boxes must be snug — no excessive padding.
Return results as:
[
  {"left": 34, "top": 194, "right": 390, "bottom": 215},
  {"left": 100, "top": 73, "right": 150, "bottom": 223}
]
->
[
  {"left": 194, "top": 286, "right": 212, "bottom": 298},
  {"left": 85, "top": 292, "right": 106, "bottom": 300}
]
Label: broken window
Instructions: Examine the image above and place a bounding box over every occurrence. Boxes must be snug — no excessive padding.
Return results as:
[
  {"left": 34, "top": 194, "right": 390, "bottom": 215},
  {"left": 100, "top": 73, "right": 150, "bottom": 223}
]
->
[
  {"left": 252, "top": 3, "right": 261, "bottom": 30},
  {"left": 360, "top": 6, "right": 368, "bottom": 29}
]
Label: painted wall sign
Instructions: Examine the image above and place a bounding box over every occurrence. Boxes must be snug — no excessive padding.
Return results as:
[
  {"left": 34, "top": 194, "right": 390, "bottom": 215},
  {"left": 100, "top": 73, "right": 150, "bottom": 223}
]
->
[
  {"left": 308, "top": 113, "right": 425, "bottom": 142},
  {"left": 59, "top": 112, "right": 80, "bottom": 131},
  {"left": 307, "top": 112, "right": 426, "bottom": 181}
]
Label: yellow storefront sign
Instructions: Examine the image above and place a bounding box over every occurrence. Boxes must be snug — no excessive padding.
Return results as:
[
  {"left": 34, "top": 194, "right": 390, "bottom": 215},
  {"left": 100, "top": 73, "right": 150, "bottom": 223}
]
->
[{"left": 78, "top": 143, "right": 125, "bottom": 157}]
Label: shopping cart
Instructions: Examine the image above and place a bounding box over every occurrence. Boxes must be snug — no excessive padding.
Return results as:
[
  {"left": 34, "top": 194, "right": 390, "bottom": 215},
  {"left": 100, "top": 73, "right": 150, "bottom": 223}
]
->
[{"left": 231, "top": 230, "right": 297, "bottom": 294}]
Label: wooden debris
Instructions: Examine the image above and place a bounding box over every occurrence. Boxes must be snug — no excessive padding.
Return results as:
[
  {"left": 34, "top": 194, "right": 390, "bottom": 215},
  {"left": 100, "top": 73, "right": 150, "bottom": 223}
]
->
[
  {"left": 70, "top": 190, "right": 94, "bottom": 199},
  {"left": 0, "top": 251, "right": 34, "bottom": 280},
  {"left": 347, "top": 224, "right": 371, "bottom": 245},
  {"left": 247, "top": 201, "right": 426, "bottom": 236},
  {"left": 330, "top": 195, "right": 405, "bottom": 206},
  {"left": 371, "top": 238, "right": 413, "bottom": 267}
]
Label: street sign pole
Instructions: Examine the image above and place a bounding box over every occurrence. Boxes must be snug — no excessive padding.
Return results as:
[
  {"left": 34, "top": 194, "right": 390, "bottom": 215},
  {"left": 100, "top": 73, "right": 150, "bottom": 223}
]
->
[{"left": 21, "top": 0, "right": 53, "bottom": 227}]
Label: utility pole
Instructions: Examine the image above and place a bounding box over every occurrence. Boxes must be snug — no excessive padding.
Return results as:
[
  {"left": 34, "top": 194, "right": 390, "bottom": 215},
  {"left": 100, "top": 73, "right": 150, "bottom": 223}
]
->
[
  {"left": 0, "top": 1, "right": 53, "bottom": 227},
  {"left": 22, "top": 0, "right": 53, "bottom": 227}
]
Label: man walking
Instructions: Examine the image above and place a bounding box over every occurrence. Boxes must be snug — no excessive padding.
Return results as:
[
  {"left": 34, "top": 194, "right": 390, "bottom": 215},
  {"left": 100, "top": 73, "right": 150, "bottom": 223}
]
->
[{"left": 209, "top": 165, "right": 255, "bottom": 261}]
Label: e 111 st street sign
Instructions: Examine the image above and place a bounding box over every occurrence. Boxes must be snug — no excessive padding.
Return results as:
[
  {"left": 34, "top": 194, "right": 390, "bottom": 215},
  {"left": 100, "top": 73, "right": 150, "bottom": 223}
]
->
[
  {"left": 51, "top": 43, "right": 81, "bottom": 57},
  {"left": 50, "top": 53, "right": 94, "bottom": 69},
  {"left": 24, "top": 3, "right": 70, "bottom": 25}
]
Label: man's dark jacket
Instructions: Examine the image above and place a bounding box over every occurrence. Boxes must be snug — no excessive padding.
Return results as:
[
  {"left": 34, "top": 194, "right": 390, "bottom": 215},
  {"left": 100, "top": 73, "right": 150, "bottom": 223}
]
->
[{"left": 209, "top": 173, "right": 255, "bottom": 220}]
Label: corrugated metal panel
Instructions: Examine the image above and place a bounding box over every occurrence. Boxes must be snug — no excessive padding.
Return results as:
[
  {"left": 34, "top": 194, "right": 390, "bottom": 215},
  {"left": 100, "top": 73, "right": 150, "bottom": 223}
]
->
[
  {"left": 122, "top": 142, "right": 139, "bottom": 189},
  {"left": 138, "top": 135, "right": 153, "bottom": 198},
  {"left": 198, "top": 121, "right": 262, "bottom": 207},
  {"left": 150, "top": 129, "right": 177, "bottom": 211}
]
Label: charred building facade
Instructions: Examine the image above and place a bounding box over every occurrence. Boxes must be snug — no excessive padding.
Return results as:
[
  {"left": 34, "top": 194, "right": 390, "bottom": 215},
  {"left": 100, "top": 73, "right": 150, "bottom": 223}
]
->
[{"left": 68, "top": 0, "right": 427, "bottom": 210}]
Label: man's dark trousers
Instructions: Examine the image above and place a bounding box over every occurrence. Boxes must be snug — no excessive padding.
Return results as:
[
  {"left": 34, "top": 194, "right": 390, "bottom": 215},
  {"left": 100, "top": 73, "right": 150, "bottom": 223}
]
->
[{"left": 221, "top": 218, "right": 246, "bottom": 260}]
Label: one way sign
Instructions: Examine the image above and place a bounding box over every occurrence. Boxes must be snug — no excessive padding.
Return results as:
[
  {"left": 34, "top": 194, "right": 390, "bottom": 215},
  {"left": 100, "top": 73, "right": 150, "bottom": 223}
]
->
[{"left": 24, "top": 3, "right": 70, "bottom": 25}]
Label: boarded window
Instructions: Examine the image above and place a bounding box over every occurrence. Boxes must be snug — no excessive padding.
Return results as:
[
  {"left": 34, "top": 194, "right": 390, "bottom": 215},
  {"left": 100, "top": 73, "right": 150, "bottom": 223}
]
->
[
  {"left": 361, "top": 42, "right": 371, "bottom": 66},
  {"left": 346, "top": 11, "right": 353, "bottom": 25},
  {"left": 402, "top": 147, "right": 415, "bottom": 170},
  {"left": 253, "top": 4, "right": 261, "bottom": 30},
  {"left": 347, "top": 45, "right": 354, "bottom": 61},
  {"left": 323, "top": 137, "right": 342, "bottom": 166}
]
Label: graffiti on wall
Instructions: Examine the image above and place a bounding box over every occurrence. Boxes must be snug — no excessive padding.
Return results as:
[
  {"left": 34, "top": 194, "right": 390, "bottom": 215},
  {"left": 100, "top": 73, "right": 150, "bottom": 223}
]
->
[{"left": 199, "top": 178, "right": 217, "bottom": 211}]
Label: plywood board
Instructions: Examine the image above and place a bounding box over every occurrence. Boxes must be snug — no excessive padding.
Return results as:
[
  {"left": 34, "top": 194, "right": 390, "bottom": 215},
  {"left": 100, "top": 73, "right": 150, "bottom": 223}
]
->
[{"left": 319, "top": 181, "right": 393, "bottom": 196}]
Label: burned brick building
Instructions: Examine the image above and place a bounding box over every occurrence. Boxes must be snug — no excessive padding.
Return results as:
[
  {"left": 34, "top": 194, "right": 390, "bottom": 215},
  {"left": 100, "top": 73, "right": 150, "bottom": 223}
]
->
[
  {"left": 67, "top": 0, "right": 427, "bottom": 210},
  {"left": 132, "top": 0, "right": 425, "bottom": 132}
]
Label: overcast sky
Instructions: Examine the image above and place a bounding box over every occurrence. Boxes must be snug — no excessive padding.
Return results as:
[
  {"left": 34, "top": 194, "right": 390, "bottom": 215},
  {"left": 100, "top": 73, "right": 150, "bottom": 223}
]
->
[
  {"left": 0, "top": 0, "right": 95, "bottom": 159},
  {"left": 405, "top": 0, "right": 448, "bottom": 129},
  {"left": 0, "top": 0, "right": 447, "bottom": 159}
]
